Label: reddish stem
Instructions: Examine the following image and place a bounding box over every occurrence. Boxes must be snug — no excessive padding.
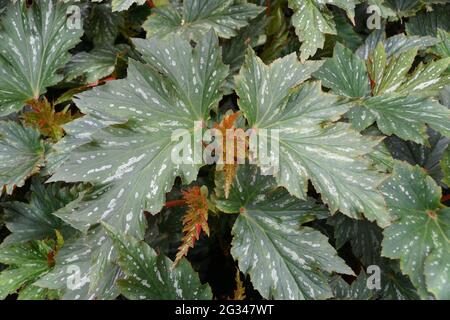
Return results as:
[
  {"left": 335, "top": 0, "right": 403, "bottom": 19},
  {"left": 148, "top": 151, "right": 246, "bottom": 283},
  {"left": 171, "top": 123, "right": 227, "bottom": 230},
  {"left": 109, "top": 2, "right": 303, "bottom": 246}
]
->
[
  {"left": 87, "top": 75, "right": 117, "bottom": 88},
  {"left": 265, "top": 0, "right": 270, "bottom": 16},
  {"left": 442, "top": 194, "right": 450, "bottom": 203},
  {"left": 165, "top": 199, "right": 186, "bottom": 208},
  {"left": 146, "top": 0, "right": 155, "bottom": 8}
]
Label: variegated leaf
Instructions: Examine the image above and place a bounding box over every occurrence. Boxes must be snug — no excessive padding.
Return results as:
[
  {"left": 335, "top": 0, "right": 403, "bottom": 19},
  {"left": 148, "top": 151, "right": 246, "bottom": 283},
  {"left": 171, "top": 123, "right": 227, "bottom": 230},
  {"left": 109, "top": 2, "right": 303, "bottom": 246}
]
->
[
  {"left": 356, "top": 32, "right": 438, "bottom": 60},
  {"left": 0, "top": 240, "right": 54, "bottom": 299},
  {"left": 0, "top": 0, "right": 83, "bottom": 116},
  {"left": 49, "top": 31, "right": 228, "bottom": 238},
  {"left": 216, "top": 165, "right": 353, "bottom": 300},
  {"left": 381, "top": 162, "right": 450, "bottom": 299},
  {"left": 288, "top": 0, "right": 356, "bottom": 62},
  {"left": 355, "top": 94, "right": 450, "bottom": 145},
  {"left": 0, "top": 122, "right": 45, "bottom": 195},
  {"left": 112, "top": 0, "right": 146, "bottom": 12},
  {"left": 330, "top": 271, "right": 377, "bottom": 300},
  {"left": 143, "top": 0, "right": 264, "bottom": 42},
  {"left": 104, "top": 224, "right": 212, "bottom": 300},
  {"left": 64, "top": 46, "right": 127, "bottom": 84},
  {"left": 235, "top": 50, "right": 390, "bottom": 226},
  {"left": 314, "top": 43, "right": 370, "bottom": 98},
  {"left": 35, "top": 226, "right": 121, "bottom": 300}
]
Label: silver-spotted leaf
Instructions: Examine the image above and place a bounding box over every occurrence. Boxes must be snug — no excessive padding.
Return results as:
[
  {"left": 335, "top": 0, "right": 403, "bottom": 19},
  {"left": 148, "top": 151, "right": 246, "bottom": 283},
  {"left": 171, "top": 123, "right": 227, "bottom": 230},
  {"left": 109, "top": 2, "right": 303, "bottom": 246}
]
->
[
  {"left": 35, "top": 226, "right": 121, "bottom": 300},
  {"left": 143, "top": 0, "right": 264, "bottom": 42},
  {"left": 217, "top": 165, "right": 353, "bottom": 300},
  {"left": 314, "top": 43, "right": 370, "bottom": 98},
  {"left": 112, "top": 0, "right": 146, "bottom": 12},
  {"left": 330, "top": 271, "right": 377, "bottom": 300},
  {"left": 0, "top": 240, "right": 54, "bottom": 299},
  {"left": 49, "top": 31, "right": 228, "bottom": 238},
  {"left": 381, "top": 162, "right": 450, "bottom": 299},
  {"left": 358, "top": 94, "right": 450, "bottom": 145},
  {"left": 235, "top": 50, "right": 390, "bottom": 226},
  {"left": 0, "top": 0, "right": 83, "bottom": 116},
  {"left": 288, "top": 0, "right": 357, "bottom": 62},
  {"left": 0, "top": 122, "right": 45, "bottom": 195},
  {"left": 385, "top": 129, "right": 450, "bottom": 186},
  {"left": 104, "top": 224, "right": 212, "bottom": 300}
]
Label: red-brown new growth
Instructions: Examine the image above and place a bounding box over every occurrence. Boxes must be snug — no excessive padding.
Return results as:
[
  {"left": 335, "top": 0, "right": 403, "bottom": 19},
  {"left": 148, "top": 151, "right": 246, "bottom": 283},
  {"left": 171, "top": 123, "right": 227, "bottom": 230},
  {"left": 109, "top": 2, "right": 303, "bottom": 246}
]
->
[{"left": 173, "top": 186, "right": 210, "bottom": 267}]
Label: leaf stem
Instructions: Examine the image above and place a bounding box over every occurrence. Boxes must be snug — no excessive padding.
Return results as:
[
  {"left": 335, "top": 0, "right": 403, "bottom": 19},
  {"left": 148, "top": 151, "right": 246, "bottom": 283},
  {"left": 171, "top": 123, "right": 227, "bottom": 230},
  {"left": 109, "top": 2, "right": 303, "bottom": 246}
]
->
[{"left": 165, "top": 199, "right": 186, "bottom": 207}]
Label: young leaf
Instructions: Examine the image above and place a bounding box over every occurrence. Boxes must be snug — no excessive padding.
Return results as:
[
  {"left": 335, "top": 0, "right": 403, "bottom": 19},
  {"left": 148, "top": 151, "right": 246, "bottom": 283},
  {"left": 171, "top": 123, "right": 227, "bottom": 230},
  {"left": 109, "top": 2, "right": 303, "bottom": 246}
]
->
[
  {"left": 0, "top": 0, "right": 83, "bottom": 116},
  {"left": 217, "top": 165, "right": 353, "bottom": 300},
  {"left": 174, "top": 186, "right": 210, "bottom": 267},
  {"left": 0, "top": 122, "right": 45, "bottom": 195},
  {"left": 235, "top": 50, "right": 390, "bottom": 226},
  {"left": 143, "top": 0, "right": 264, "bottom": 42},
  {"left": 23, "top": 98, "right": 80, "bottom": 142},
  {"left": 105, "top": 224, "right": 212, "bottom": 300},
  {"left": 35, "top": 226, "right": 121, "bottom": 300},
  {"left": 49, "top": 31, "right": 228, "bottom": 238},
  {"left": 213, "top": 111, "right": 244, "bottom": 198},
  {"left": 230, "top": 270, "right": 246, "bottom": 300},
  {"left": 381, "top": 162, "right": 450, "bottom": 299}
]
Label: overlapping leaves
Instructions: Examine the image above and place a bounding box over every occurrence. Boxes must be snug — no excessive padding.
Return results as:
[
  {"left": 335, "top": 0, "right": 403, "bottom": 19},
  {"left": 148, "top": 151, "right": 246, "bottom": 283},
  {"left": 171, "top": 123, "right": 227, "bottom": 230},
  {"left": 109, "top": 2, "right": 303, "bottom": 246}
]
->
[
  {"left": 216, "top": 165, "right": 353, "bottom": 299},
  {"left": 381, "top": 162, "right": 450, "bottom": 299},
  {"left": 50, "top": 31, "right": 228, "bottom": 239},
  {"left": 235, "top": 49, "right": 390, "bottom": 226},
  {"left": 143, "top": 0, "right": 264, "bottom": 42},
  {"left": 315, "top": 40, "right": 450, "bottom": 145}
]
